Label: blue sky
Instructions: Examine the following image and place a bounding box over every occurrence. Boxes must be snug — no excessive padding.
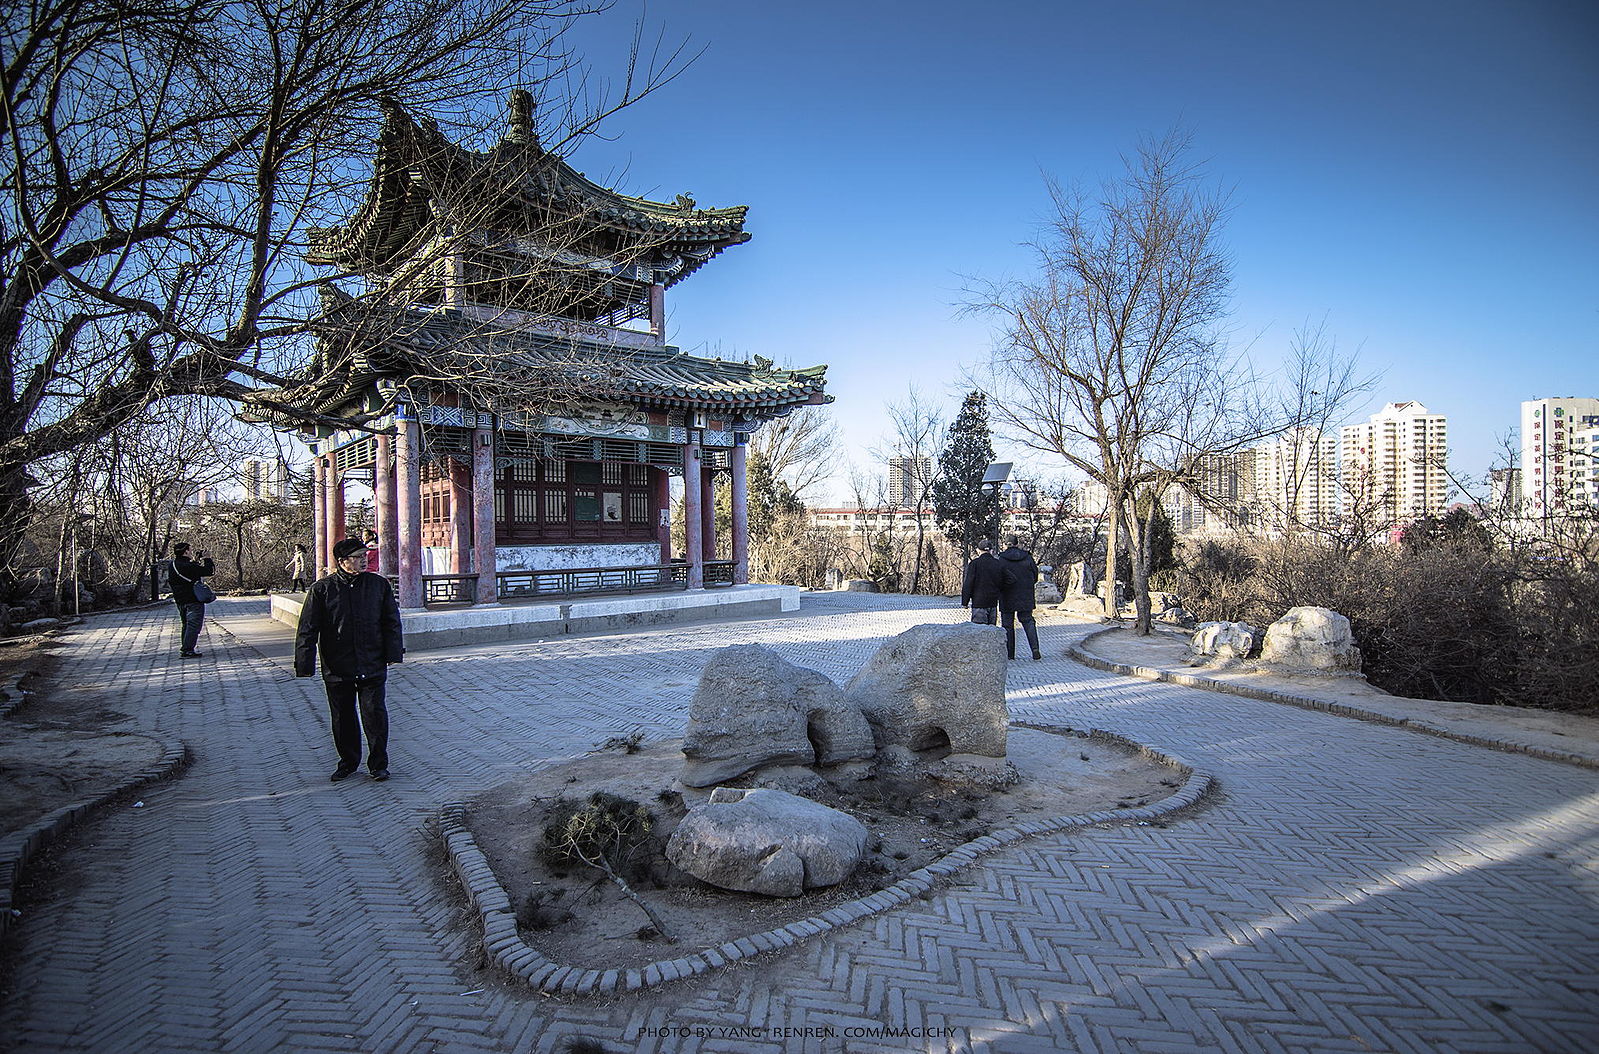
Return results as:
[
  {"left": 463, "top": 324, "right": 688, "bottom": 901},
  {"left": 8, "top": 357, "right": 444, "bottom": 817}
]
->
[{"left": 562, "top": 0, "right": 1598, "bottom": 502}]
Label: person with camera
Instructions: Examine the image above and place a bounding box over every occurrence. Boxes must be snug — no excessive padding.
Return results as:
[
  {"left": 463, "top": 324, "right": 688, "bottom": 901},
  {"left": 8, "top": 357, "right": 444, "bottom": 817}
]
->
[
  {"left": 295, "top": 537, "right": 404, "bottom": 782},
  {"left": 168, "top": 542, "right": 216, "bottom": 659}
]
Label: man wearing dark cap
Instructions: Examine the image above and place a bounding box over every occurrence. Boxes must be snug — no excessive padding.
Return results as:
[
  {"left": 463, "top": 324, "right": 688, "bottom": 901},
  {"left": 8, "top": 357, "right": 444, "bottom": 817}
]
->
[{"left": 295, "top": 537, "right": 404, "bottom": 782}]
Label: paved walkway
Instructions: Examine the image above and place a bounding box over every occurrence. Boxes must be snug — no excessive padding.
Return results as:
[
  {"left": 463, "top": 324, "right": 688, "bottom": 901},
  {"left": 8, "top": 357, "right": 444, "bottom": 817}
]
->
[{"left": 1, "top": 595, "right": 1596, "bottom": 1053}]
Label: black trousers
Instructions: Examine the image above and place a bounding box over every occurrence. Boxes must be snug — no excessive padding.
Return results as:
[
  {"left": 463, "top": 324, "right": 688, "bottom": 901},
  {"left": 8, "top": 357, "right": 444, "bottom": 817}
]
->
[
  {"left": 1001, "top": 608, "right": 1041, "bottom": 658},
  {"left": 326, "top": 675, "right": 388, "bottom": 772}
]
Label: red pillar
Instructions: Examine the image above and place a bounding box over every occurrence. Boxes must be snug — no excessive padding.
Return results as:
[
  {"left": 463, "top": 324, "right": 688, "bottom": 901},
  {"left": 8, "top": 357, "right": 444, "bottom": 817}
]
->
[
  {"left": 700, "top": 464, "right": 716, "bottom": 561},
  {"left": 649, "top": 281, "right": 665, "bottom": 338},
  {"left": 653, "top": 467, "right": 672, "bottom": 563},
  {"left": 311, "top": 454, "right": 326, "bottom": 579},
  {"left": 325, "top": 455, "right": 345, "bottom": 570},
  {"left": 683, "top": 441, "right": 703, "bottom": 589},
  {"left": 395, "top": 414, "right": 423, "bottom": 609},
  {"left": 731, "top": 439, "right": 749, "bottom": 584},
  {"left": 448, "top": 459, "right": 471, "bottom": 575},
  {"left": 375, "top": 433, "right": 396, "bottom": 576},
  {"left": 472, "top": 425, "right": 498, "bottom": 604}
]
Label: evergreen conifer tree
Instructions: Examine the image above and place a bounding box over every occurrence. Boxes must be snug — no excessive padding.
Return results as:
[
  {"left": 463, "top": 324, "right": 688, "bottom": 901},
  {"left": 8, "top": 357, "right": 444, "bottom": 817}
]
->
[{"left": 932, "top": 391, "right": 1003, "bottom": 561}]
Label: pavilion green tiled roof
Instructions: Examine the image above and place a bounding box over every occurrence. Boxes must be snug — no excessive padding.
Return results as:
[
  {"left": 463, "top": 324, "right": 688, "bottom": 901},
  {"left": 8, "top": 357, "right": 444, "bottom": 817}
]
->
[
  {"left": 306, "top": 92, "right": 750, "bottom": 287},
  {"left": 242, "top": 294, "right": 828, "bottom": 428},
  {"left": 556, "top": 346, "right": 829, "bottom": 411}
]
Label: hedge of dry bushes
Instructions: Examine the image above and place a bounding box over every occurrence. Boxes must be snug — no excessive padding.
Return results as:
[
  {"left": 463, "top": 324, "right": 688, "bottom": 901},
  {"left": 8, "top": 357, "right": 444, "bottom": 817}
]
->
[{"left": 1172, "top": 519, "right": 1599, "bottom": 714}]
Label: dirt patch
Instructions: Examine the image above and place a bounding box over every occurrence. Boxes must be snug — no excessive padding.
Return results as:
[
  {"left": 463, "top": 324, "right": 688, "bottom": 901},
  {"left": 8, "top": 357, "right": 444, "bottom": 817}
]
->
[
  {"left": 0, "top": 726, "right": 165, "bottom": 835},
  {"left": 463, "top": 727, "right": 1183, "bottom": 970},
  {"left": 0, "top": 627, "right": 158, "bottom": 838}
]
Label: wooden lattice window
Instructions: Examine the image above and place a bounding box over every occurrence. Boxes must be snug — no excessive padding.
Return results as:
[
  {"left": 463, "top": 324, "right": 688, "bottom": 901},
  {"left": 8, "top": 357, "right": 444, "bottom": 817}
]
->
[
  {"left": 420, "top": 460, "right": 454, "bottom": 548},
  {"left": 495, "top": 459, "right": 657, "bottom": 544}
]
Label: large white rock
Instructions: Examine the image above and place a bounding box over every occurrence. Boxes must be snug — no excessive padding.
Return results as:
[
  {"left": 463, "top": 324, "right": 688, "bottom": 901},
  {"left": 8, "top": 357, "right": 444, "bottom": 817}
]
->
[
  {"left": 666, "top": 787, "right": 868, "bottom": 897},
  {"left": 844, "top": 623, "right": 1009, "bottom": 757},
  {"left": 681, "top": 645, "right": 875, "bottom": 788},
  {"left": 1034, "top": 567, "right": 1064, "bottom": 605},
  {"left": 1260, "top": 606, "right": 1362, "bottom": 673},
  {"left": 1189, "top": 621, "right": 1262, "bottom": 665}
]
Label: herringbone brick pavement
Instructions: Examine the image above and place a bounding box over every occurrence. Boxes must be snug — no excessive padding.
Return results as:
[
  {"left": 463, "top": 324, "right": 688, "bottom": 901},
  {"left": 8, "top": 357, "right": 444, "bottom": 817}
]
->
[{"left": 1, "top": 594, "right": 1596, "bottom": 1053}]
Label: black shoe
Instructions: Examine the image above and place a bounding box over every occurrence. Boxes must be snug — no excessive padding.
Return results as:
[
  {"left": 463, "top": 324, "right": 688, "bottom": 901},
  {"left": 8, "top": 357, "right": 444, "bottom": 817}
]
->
[
  {"left": 180, "top": 651, "right": 202, "bottom": 659},
  {"left": 330, "top": 766, "right": 358, "bottom": 782},
  {"left": 1032, "top": 651, "right": 1043, "bottom": 660},
  {"left": 370, "top": 769, "right": 390, "bottom": 782}
]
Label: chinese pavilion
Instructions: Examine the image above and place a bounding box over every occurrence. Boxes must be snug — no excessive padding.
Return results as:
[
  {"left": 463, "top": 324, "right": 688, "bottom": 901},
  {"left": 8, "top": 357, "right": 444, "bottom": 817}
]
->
[{"left": 250, "top": 92, "right": 828, "bottom": 608}]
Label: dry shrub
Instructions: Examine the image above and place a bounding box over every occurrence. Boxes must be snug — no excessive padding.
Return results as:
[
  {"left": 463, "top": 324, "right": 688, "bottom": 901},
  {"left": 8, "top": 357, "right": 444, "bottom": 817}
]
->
[{"left": 1176, "top": 535, "right": 1598, "bottom": 714}]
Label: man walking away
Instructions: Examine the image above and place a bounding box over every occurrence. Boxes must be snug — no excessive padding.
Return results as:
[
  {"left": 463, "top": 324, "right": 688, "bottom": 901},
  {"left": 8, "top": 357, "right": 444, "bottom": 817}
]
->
[
  {"left": 295, "top": 537, "right": 404, "bottom": 782},
  {"left": 960, "top": 538, "right": 1014, "bottom": 626},
  {"left": 997, "top": 533, "right": 1043, "bottom": 660},
  {"left": 168, "top": 542, "right": 215, "bottom": 659}
]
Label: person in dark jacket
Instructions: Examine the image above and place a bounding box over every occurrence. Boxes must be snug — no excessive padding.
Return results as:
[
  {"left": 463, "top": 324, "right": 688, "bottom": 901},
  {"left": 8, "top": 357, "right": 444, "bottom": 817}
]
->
[
  {"left": 997, "top": 533, "right": 1043, "bottom": 660},
  {"left": 295, "top": 537, "right": 404, "bottom": 782},
  {"left": 168, "top": 542, "right": 215, "bottom": 659},
  {"left": 960, "top": 538, "right": 1014, "bottom": 626}
]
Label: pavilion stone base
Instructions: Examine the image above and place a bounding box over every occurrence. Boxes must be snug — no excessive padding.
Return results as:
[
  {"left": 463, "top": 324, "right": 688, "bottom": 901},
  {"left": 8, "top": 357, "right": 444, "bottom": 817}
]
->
[{"left": 270, "top": 585, "right": 801, "bottom": 653}]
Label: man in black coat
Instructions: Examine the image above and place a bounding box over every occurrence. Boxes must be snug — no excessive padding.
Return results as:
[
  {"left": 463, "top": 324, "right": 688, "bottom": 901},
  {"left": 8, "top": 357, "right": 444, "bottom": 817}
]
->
[
  {"left": 997, "top": 533, "right": 1043, "bottom": 660},
  {"left": 295, "top": 537, "right": 404, "bottom": 782},
  {"left": 168, "top": 542, "right": 215, "bottom": 658},
  {"left": 960, "top": 538, "right": 1014, "bottom": 626}
]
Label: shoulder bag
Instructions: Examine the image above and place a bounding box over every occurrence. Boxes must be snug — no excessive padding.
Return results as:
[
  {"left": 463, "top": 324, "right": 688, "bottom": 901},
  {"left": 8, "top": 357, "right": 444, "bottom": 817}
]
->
[{"left": 170, "top": 561, "right": 218, "bottom": 604}]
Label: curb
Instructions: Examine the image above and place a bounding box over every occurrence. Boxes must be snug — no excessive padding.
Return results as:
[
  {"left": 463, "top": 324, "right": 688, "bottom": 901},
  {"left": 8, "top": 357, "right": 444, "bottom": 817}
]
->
[
  {"left": 0, "top": 731, "right": 189, "bottom": 943},
  {"left": 0, "top": 673, "right": 29, "bottom": 718},
  {"left": 1069, "top": 629, "right": 1599, "bottom": 772},
  {"left": 439, "top": 729, "right": 1214, "bottom": 996}
]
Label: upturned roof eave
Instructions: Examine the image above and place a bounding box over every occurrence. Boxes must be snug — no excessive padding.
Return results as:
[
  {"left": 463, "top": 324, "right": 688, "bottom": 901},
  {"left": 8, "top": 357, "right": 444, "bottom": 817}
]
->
[{"left": 306, "top": 97, "right": 751, "bottom": 271}]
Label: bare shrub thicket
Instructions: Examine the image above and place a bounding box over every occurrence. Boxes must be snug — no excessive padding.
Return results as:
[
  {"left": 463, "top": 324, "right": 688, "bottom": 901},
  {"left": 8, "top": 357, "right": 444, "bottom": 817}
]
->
[
  {"left": 1174, "top": 532, "right": 1598, "bottom": 714},
  {"left": 17, "top": 399, "right": 308, "bottom": 614}
]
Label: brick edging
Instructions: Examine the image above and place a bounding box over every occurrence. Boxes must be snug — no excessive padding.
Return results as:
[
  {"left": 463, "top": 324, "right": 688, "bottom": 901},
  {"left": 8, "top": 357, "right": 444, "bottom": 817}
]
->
[
  {"left": 0, "top": 732, "right": 189, "bottom": 943},
  {"left": 438, "top": 730, "right": 1214, "bottom": 996},
  {"left": 1069, "top": 629, "right": 1599, "bottom": 771},
  {"left": 0, "top": 673, "right": 29, "bottom": 718}
]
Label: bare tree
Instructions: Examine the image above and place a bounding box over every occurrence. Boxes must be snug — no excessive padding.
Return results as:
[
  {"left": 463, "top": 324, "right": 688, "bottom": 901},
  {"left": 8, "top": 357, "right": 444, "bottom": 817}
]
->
[
  {"left": 879, "top": 388, "right": 943, "bottom": 593},
  {"left": 977, "top": 131, "right": 1231, "bottom": 630},
  {"left": 23, "top": 396, "right": 287, "bottom": 607},
  {"left": 0, "top": 0, "right": 689, "bottom": 592},
  {"left": 748, "top": 406, "right": 838, "bottom": 502},
  {"left": 980, "top": 132, "right": 1370, "bottom": 632},
  {"left": 206, "top": 501, "right": 283, "bottom": 591},
  {"left": 1014, "top": 479, "right": 1097, "bottom": 574},
  {"left": 1253, "top": 321, "right": 1376, "bottom": 540}
]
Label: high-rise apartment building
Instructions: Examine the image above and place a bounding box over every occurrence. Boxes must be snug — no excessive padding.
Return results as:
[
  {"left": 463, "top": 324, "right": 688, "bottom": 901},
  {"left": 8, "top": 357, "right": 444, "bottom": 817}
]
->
[
  {"left": 1489, "top": 467, "right": 1522, "bottom": 513},
  {"left": 241, "top": 459, "right": 287, "bottom": 503},
  {"left": 1522, "top": 397, "right": 1599, "bottom": 518},
  {"left": 1568, "top": 424, "right": 1599, "bottom": 512},
  {"left": 1340, "top": 401, "right": 1449, "bottom": 529},
  {"left": 1162, "top": 450, "right": 1257, "bottom": 534},
  {"left": 1251, "top": 428, "right": 1339, "bottom": 531},
  {"left": 886, "top": 457, "right": 933, "bottom": 509}
]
